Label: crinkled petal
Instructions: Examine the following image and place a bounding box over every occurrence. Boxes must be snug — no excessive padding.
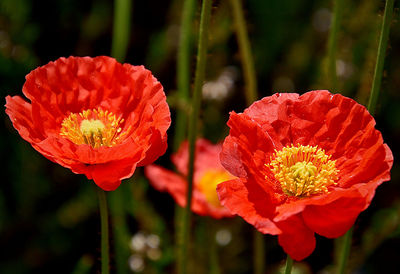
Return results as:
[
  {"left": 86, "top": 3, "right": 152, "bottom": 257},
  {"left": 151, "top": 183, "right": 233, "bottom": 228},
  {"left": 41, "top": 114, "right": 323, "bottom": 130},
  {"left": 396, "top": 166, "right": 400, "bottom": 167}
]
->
[
  {"left": 221, "top": 112, "right": 282, "bottom": 197},
  {"left": 243, "top": 92, "right": 299, "bottom": 146},
  {"left": 217, "top": 178, "right": 281, "bottom": 234},
  {"left": 5, "top": 96, "right": 44, "bottom": 142}
]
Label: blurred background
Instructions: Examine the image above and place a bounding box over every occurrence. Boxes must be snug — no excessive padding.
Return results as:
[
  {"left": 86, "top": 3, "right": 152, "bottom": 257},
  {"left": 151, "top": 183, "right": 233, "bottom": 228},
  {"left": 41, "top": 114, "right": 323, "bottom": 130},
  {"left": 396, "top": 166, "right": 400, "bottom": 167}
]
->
[{"left": 1, "top": 0, "right": 399, "bottom": 273}]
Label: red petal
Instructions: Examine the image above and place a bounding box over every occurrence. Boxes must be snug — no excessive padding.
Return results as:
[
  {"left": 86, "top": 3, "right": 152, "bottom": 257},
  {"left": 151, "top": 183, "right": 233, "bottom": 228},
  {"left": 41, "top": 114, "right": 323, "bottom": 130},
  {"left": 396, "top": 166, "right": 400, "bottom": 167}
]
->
[
  {"left": 88, "top": 157, "right": 139, "bottom": 191},
  {"left": 221, "top": 112, "right": 281, "bottom": 196},
  {"left": 172, "top": 139, "right": 225, "bottom": 177},
  {"left": 217, "top": 179, "right": 281, "bottom": 234},
  {"left": 5, "top": 96, "right": 43, "bottom": 142},
  {"left": 145, "top": 165, "right": 233, "bottom": 218},
  {"left": 302, "top": 196, "right": 366, "bottom": 238},
  {"left": 145, "top": 165, "right": 187, "bottom": 207},
  {"left": 277, "top": 215, "right": 316, "bottom": 261},
  {"left": 274, "top": 185, "right": 370, "bottom": 222},
  {"left": 243, "top": 92, "right": 299, "bottom": 146}
]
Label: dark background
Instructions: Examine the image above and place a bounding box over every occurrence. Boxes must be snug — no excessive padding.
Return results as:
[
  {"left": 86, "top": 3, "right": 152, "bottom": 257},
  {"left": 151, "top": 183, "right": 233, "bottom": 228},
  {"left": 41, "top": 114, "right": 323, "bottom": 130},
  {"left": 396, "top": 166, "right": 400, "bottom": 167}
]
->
[{"left": 1, "top": 0, "right": 399, "bottom": 273}]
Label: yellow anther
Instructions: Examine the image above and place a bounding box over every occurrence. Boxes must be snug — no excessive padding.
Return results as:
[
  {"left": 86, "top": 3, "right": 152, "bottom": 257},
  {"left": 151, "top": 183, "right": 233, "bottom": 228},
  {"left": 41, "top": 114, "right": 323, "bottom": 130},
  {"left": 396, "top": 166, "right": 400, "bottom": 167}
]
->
[
  {"left": 268, "top": 144, "right": 339, "bottom": 197},
  {"left": 60, "top": 108, "right": 131, "bottom": 148}
]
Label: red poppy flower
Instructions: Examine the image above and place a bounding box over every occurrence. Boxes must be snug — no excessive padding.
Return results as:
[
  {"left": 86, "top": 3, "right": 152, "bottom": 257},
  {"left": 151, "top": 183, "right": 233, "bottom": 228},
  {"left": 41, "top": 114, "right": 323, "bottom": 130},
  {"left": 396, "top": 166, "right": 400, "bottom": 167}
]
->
[
  {"left": 5, "top": 56, "right": 171, "bottom": 191},
  {"left": 216, "top": 90, "right": 393, "bottom": 260},
  {"left": 145, "top": 139, "right": 234, "bottom": 219}
]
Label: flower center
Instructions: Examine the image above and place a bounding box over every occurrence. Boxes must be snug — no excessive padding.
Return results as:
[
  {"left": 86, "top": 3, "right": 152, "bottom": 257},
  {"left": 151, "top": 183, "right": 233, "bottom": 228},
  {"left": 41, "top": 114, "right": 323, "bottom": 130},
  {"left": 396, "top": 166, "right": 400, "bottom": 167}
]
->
[
  {"left": 268, "top": 144, "right": 339, "bottom": 197},
  {"left": 60, "top": 108, "right": 130, "bottom": 148},
  {"left": 198, "top": 169, "right": 234, "bottom": 207}
]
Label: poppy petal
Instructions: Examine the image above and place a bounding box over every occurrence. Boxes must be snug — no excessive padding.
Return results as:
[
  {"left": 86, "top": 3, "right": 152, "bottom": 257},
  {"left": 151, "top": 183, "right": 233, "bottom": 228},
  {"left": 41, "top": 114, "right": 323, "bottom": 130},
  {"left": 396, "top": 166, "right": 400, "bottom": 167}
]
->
[
  {"left": 302, "top": 196, "right": 366, "bottom": 238},
  {"left": 217, "top": 179, "right": 281, "bottom": 235},
  {"left": 277, "top": 215, "right": 316, "bottom": 261},
  {"left": 145, "top": 165, "right": 187, "bottom": 207}
]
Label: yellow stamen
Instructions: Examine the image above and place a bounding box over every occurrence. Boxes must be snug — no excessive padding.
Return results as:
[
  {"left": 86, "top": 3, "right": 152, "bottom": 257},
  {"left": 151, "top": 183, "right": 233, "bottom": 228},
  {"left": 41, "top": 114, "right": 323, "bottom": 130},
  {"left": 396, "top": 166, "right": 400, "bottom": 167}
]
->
[
  {"left": 198, "top": 169, "right": 234, "bottom": 207},
  {"left": 268, "top": 144, "right": 339, "bottom": 197},
  {"left": 60, "top": 108, "right": 130, "bottom": 148}
]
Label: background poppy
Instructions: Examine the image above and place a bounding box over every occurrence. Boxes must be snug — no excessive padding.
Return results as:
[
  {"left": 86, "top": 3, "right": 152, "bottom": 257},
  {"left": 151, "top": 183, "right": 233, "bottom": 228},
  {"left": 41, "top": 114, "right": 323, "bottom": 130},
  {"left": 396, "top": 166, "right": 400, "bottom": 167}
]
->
[{"left": 146, "top": 139, "right": 234, "bottom": 219}]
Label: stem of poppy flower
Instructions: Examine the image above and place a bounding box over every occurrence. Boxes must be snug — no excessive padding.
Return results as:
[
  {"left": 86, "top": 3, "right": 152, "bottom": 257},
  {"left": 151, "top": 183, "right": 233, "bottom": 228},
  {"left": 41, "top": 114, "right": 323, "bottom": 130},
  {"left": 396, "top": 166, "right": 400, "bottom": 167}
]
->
[
  {"left": 174, "top": 0, "right": 197, "bottom": 151},
  {"left": 208, "top": 219, "right": 220, "bottom": 274},
  {"left": 174, "top": 2, "right": 197, "bottom": 270},
  {"left": 97, "top": 188, "right": 110, "bottom": 274},
  {"left": 110, "top": 1, "right": 132, "bottom": 273},
  {"left": 253, "top": 230, "right": 265, "bottom": 274},
  {"left": 111, "top": 0, "right": 132, "bottom": 62},
  {"left": 110, "top": 187, "right": 131, "bottom": 274},
  {"left": 229, "top": 0, "right": 258, "bottom": 105},
  {"left": 367, "top": 0, "right": 395, "bottom": 116},
  {"left": 284, "top": 255, "right": 293, "bottom": 274},
  {"left": 179, "top": 0, "right": 213, "bottom": 273},
  {"left": 229, "top": 1, "right": 264, "bottom": 271},
  {"left": 337, "top": 227, "right": 353, "bottom": 274},
  {"left": 326, "top": 0, "right": 343, "bottom": 92}
]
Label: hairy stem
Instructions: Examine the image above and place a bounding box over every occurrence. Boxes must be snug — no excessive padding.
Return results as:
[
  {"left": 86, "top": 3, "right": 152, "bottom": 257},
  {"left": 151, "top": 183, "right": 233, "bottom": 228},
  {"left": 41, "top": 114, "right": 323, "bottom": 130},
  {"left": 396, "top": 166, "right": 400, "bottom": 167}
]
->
[
  {"left": 179, "top": 0, "right": 213, "bottom": 273},
  {"left": 229, "top": 0, "right": 258, "bottom": 104},
  {"left": 367, "top": 0, "right": 394, "bottom": 115},
  {"left": 174, "top": 0, "right": 197, "bottom": 151}
]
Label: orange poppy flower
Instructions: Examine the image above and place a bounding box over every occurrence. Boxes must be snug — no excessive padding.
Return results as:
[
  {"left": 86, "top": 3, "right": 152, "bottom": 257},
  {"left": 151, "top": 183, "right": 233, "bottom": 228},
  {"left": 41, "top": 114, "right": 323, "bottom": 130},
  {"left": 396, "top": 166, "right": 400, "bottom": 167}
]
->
[
  {"left": 216, "top": 90, "right": 393, "bottom": 260},
  {"left": 5, "top": 56, "right": 171, "bottom": 191},
  {"left": 145, "top": 139, "right": 234, "bottom": 219}
]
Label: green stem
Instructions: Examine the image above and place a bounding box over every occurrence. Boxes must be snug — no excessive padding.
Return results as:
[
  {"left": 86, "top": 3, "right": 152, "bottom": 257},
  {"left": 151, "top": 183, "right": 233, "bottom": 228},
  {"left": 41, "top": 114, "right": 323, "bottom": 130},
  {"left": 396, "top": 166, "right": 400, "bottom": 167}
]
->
[
  {"left": 229, "top": 0, "right": 257, "bottom": 105},
  {"left": 337, "top": 227, "right": 353, "bottom": 274},
  {"left": 110, "top": 1, "right": 132, "bottom": 272},
  {"left": 253, "top": 230, "right": 265, "bottom": 274},
  {"left": 209, "top": 220, "right": 220, "bottom": 274},
  {"left": 111, "top": 0, "right": 132, "bottom": 62},
  {"left": 327, "top": 0, "right": 343, "bottom": 92},
  {"left": 229, "top": 2, "right": 264, "bottom": 271},
  {"left": 175, "top": 204, "right": 184, "bottom": 272},
  {"left": 284, "top": 255, "right": 293, "bottom": 274},
  {"left": 174, "top": 0, "right": 197, "bottom": 151},
  {"left": 97, "top": 188, "right": 110, "bottom": 274},
  {"left": 367, "top": 0, "right": 395, "bottom": 116},
  {"left": 110, "top": 188, "right": 130, "bottom": 274},
  {"left": 179, "top": 0, "right": 213, "bottom": 273}
]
